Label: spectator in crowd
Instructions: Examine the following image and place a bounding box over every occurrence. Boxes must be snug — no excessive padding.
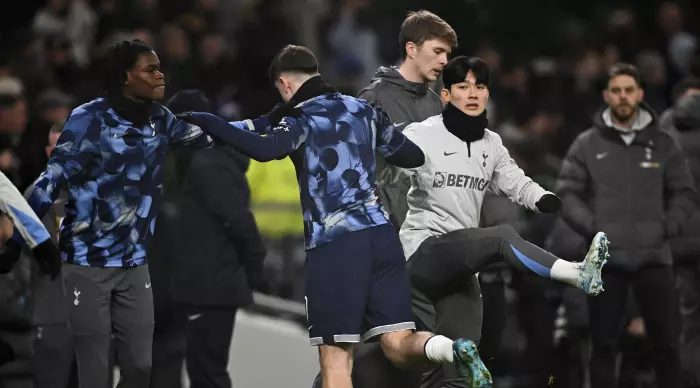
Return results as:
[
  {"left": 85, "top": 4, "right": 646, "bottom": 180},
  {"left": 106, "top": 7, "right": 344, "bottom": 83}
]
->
[
  {"left": 169, "top": 89, "right": 268, "bottom": 388},
  {"left": 666, "top": 91, "right": 700, "bottom": 387}
]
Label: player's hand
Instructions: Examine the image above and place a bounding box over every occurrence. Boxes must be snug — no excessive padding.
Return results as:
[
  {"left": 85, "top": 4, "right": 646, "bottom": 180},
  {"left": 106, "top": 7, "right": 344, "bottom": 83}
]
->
[
  {"left": 0, "top": 239, "right": 22, "bottom": 274},
  {"left": 536, "top": 193, "right": 562, "bottom": 213},
  {"left": 32, "top": 240, "right": 62, "bottom": 280}
]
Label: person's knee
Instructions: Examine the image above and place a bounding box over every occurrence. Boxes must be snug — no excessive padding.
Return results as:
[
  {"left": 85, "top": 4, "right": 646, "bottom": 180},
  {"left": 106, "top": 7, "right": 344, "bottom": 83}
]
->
[
  {"left": 493, "top": 224, "right": 518, "bottom": 241},
  {"left": 122, "top": 345, "right": 152, "bottom": 378},
  {"left": 319, "top": 343, "right": 353, "bottom": 375},
  {"left": 378, "top": 330, "right": 412, "bottom": 367}
]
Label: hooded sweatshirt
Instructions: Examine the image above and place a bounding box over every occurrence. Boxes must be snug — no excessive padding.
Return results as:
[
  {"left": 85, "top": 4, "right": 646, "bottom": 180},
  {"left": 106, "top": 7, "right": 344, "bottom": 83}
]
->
[{"left": 358, "top": 66, "right": 444, "bottom": 229}]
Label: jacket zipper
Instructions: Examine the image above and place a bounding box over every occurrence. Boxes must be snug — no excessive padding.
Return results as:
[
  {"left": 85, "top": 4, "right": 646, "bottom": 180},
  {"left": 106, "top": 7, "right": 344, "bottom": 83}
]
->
[{"left": 625, "top": 145, "right": 631, "bottom": 224}]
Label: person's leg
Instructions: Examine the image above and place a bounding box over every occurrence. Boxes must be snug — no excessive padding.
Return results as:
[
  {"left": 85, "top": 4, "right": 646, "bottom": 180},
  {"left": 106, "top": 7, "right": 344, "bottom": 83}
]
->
[
  {"left": 409, "top": 226, "right": 608, "bottom": 300},
  {"left": 184, "top": 306, "right": 237, "bottom": 388},
  {"left": 588, "top": 269, "right": 629, "bottom": 388},
  {"left": 61, "top": 264, "right": 115, "bottom": 388},
  {"left": 31, "top": 324, "right": 76, "bottom": 388},
  {"left": 112, "top": 265, "right": 155, "bottom": 388},
  {"left": 31, "top": 271, "right": 77, "bottom": 388},
  {"left": 304, "top": 228, "right": 376, "bottom": 388},
  {"left": 477, "top": 269, "right": 507, "bottom": 370},
  {"left": 631, "top": 266, "right": 681, "bottom": 388},
  {"left": 150, "top": 302, "right": 187, "bottom": 388},
  {"left": 361, "top": 225, "right": 491, "bottom": 386}
]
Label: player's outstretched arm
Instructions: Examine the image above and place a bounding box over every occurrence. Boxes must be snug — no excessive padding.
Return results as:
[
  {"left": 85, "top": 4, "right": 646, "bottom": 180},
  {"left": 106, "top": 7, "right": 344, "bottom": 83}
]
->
[
  {"left": 374, "top": 108, "right": 424, "bottom": 168},
  {"left": 177, "top": 111, "right": 306, "bottom": 162},
  {"left": 20, "top": 108, "right": 100, "bottom": 243}
]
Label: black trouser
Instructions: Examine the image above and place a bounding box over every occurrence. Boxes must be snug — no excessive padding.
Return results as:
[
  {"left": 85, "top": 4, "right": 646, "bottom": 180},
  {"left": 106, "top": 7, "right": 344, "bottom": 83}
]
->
[
  {"left": 150, "top": 301, "right": 187, "bottom": 388},
  {"left": 408, "top": 225, "right": 560, "bottom": 388},
  {"left": 62, "top": 264, "right": 154, "bottom": 388},
  {"left": 588, "top": 266, "right": 681, "bottom": 388},
  {"left": 183, "top": 306, "right": 237, "bottom": 388},
  {"left": 677, "top": 263, "right": 700, "bottom": 387}
]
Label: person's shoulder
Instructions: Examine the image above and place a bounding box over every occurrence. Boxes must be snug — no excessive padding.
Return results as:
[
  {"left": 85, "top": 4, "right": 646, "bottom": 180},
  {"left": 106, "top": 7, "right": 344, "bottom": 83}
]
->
[
  {"left": 72, "top": 98, "right": 106, "bottom": 118},
  {"left": 402, "top": 114, "right": 443, "bottom": 140},
  {"left": 63, "top": 98, "right": 105, "bottom": 131}
]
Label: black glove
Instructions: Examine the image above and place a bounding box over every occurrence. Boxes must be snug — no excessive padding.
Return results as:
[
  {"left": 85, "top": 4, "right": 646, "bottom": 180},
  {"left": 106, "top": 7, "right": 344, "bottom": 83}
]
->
[
  {"left": 246, "top": 262, "right": 270, "bottom": 294},
  {"left": 32, "top": 240, "right": 62, "bottom": 280},
  {"left": 0, "top": 239, "right": 22, "bottom": 274},
  {"left": 536, "top": 193, "right": 562, "bottom": 214}
]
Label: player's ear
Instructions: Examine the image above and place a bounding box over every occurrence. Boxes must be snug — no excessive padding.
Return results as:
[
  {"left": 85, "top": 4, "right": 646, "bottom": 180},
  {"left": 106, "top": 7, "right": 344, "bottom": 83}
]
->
[
  {"left": 405, "top": 41, "right": 417, "bottom": 60},
  {"left": 440, "top": 88, "right": 451, "bottom": 104}
]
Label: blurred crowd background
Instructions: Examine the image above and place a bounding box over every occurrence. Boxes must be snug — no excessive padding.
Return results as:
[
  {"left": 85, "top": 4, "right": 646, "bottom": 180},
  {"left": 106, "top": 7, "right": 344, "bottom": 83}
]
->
[{"left": 0, "top": 0, "right": 699, "bottom": 387}]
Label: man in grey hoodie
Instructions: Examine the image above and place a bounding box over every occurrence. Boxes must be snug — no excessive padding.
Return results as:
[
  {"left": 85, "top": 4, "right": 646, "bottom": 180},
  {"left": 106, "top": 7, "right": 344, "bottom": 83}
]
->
[
  {"left": 316, "top": 10, "right": 461, "bottom": 388},
  {"left": 358, "top": 9, "right": 456, "bottom": 231}
]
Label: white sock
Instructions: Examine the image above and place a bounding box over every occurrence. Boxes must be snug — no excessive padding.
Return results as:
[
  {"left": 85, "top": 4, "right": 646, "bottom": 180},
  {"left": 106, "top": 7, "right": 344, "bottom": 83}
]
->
[
  {"left": 550, "top": 259, "right": 580, "bottom": 288},
  {"left": 424, "top": 335, "right": 453, "bottom": 364}
]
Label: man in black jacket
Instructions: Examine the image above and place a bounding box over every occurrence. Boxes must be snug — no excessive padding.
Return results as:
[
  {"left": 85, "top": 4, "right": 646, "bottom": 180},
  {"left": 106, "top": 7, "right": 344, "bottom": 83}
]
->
[
  {"left": 168, "top": 90, "right": 267, "bottom": 388},
  {"left": 663, "top": 91, "right": 700, "bottom": 387},
  {"left": 556, "top": 63, "right": 696, "bottom": 388}
]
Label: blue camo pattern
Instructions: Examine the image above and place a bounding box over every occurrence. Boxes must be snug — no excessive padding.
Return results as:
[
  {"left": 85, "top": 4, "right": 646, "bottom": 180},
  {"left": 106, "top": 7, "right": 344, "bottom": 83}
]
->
[
  {"left": 25, "top": 98, "right": 211, "bottom": 267},
  {"left": 285, "top": 93, "right": 405, "bottom": 249}
]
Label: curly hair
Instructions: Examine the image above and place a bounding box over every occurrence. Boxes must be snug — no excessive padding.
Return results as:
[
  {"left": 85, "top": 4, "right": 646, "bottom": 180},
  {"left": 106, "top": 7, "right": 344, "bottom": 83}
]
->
[{"left": 100, "top": 39, "right": 155, "bottom": 96}]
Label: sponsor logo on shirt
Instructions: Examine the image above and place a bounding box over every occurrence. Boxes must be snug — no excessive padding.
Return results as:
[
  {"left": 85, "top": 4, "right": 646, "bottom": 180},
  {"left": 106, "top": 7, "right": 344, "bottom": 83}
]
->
[{"left": 433, "top": 172, "right": 490, "bottom": 191}]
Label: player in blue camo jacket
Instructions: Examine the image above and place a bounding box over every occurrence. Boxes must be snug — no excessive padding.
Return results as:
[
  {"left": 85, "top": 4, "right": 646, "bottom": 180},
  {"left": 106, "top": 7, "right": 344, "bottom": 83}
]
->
[
  {"left": 3, "top": 39, "right": 273, "bottom": 388},
  {"left": 180, "top": 44, "right": 493, "bottom": 388}
]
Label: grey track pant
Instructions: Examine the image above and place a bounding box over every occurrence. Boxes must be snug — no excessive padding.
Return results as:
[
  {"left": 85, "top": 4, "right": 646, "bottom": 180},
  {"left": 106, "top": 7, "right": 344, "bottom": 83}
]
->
[{"left": 62, "top": 264, "right": 154, "bottom": 388}]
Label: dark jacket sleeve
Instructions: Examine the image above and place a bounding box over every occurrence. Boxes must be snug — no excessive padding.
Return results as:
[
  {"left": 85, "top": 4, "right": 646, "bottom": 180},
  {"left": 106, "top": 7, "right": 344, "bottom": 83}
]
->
[
  {"left": 190, "top": 112, "right": 306, "bottom": 162},
  {"left": 663, "top": 136, "right": 697, "bottom": 238},
  {"left": 189, "top": 152, "right": 266, "bottom": 269},
  {"left": 357, "top": 87, "right": 378, "bottom": 105},
  {"left": 555, "top": 133, "right": 596, "bottom": 239}
]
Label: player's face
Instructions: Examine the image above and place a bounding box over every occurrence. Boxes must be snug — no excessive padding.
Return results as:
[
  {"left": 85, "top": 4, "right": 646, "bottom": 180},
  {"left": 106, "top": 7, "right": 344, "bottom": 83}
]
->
[
  {"left": 125, "top": 51, "right": 166, "bottom": 101},
  {"left": 441, "top": 70, "right": 489, "bottom": 116},
  {"left": 410, "top": 39, "right": 451, "bottom": 83},
  {"left": 603, "top": 75, "right": 644, "bottom": 123}
]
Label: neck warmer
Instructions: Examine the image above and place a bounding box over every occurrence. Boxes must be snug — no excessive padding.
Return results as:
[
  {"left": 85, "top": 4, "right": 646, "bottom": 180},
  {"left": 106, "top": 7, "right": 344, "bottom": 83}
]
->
[
  {"left": 107, "top": 93, "right": 153, "bottom": 127},
  {"left": 442, "top": 102, "right": 487, "bottom": 157}
]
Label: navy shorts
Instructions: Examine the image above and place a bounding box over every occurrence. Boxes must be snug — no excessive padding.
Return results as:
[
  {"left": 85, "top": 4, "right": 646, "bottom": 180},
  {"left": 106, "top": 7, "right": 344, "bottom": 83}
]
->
[{"left": 304, "top": 224, "right": 415, "bottom": 346}]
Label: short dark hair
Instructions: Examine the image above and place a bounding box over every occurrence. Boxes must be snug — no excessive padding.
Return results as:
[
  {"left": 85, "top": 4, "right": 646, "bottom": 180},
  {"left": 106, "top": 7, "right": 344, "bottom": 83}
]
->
[
  {"left": 672, "top": 76, "right": 700, "bottom": 102},
  {"left": 101, "top": 39, "right": 155, "bottom": 95},
  {"left": 399, "top": 10, "right": 457, "bottom": 60},
  {"left": 267, "top": 45, "right": 318, "bottom": 84},
  {"left": 606, "top": 63, "right": 642, "bottom": 88},
  {"left": 442, "top": 56, "right": 490, "bottom": 90}
]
